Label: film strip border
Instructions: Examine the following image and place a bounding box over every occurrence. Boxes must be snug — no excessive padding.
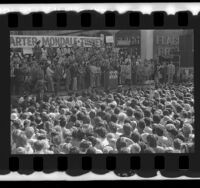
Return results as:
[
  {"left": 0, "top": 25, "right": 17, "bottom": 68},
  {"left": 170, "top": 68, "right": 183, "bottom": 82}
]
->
[
  {"left": 0, "top": 11, "right": 200, "bottom": 177},
  {"left": 8, "top": 155, "right": 193, "bottom": 177},
  {"left": 6, "top": 11, "right": 193, "bottom": 28}
]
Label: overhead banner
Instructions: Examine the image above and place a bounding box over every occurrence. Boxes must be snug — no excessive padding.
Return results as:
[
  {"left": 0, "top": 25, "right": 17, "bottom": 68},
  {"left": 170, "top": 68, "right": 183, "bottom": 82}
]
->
[{"left": 10, "top": 35, "right": 103, "bottom": 48}]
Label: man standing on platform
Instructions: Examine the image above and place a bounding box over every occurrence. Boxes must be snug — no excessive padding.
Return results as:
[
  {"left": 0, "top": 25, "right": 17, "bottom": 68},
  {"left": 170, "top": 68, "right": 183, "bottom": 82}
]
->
[
  {"left": 46, "top": 62, "right": 55, "bottom": 93},
  {"left": 163, "top": 62, "right": 168, "bottom": 84},
  {"left": 70, "top": 62, "right": 78, "bottom": 91},
  {"left": 33, "top": 41, "right": 42, "bottom": 61},
  {"left": 47, "top": 44, "right": 55, "bottom": 62},
  {"left": 167, "top": 61, "right": 175, "bottom": 84},
  {"left": 131, "top": 56, "right": 137, "bottom": 86},
  {"left": 64, "top": 64, "right": 71, "bottom": 93},
  {"left": 54, "top": 63, "right": 63, "bottom": 95},
  {"left": 104, "top": 62, "right": 110, "bottom": 92}
]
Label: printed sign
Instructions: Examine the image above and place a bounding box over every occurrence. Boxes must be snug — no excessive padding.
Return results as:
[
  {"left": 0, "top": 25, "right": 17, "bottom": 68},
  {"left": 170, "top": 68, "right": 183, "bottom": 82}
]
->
[
  {"left": 106, "top": 36, "right": 114, "bottom": 43},
  {"left": 10, "top": 35, "right": 103, "bottom": 48}
]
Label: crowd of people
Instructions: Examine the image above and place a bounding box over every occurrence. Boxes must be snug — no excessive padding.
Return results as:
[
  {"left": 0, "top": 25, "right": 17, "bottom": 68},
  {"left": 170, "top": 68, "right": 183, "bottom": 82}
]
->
[
  {"left": 10, "top": 40, "right": 194, "bottom": 154},
  {"left": 11, "top": 82, "right": 194, "bottom": 154},
  {"left": 10, "top": 41, "right": 192, "bottom": 99}
]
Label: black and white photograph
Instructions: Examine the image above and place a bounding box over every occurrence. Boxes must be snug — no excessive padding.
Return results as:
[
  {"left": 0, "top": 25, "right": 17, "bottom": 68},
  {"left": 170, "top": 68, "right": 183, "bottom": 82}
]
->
[{"left": 10, "top": 29, "right": 194, "bottom": 154}]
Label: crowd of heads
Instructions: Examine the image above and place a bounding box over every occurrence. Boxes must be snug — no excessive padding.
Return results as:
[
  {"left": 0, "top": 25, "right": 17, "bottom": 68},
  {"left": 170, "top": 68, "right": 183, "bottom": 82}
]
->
[{"left": 11, "top": 82, "right": 194, "bottom": 154}]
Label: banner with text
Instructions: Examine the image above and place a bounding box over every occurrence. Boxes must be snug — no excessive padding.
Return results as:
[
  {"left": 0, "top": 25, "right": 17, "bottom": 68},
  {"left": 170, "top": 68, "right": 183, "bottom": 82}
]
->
[{"left": 10, "top": 35, "right": 103, "bottom": 48}]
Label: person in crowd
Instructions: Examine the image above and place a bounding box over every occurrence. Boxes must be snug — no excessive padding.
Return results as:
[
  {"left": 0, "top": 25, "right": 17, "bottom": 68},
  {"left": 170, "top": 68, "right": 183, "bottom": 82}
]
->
[
  {"left": 46, "top": 62, "right": 55, "bottom": 93},
  {"left": 33, "top": 41, "right": 42, "bottom": 61},
  {"left": 64, "top": 64, "right": 71, "bottom": 93},
  {"left": 10, "top": 59, "right": 16, "bottom": 95},
  {"left": 14, "top": 63, "right": 25, "bottom": 95},
  {"left": 162, "top": 62, "right": 168, "bottom": 84},
  {"left": 41, "top": 45, "right": 48, "bottom": 60},
  {"left": 47, "top": 44, "right": 56, "bottom": 61},
  {"left": 54, "top": 63, "right": 64, "bottom": 95},
  {"left": 167, "top": 61, "right": 176, "bottom": 84},
  {"left": 34, "top": 79, "right": 47, "bottom": 102},
  {"left": 70, "top": 62, "right": 78, "bottom": 91},
  {"left": 56, "top": 45, "right": 64, "bottom": 58},
  {"left": 77, "top": 63, "right": 86, "bottom": 90}
]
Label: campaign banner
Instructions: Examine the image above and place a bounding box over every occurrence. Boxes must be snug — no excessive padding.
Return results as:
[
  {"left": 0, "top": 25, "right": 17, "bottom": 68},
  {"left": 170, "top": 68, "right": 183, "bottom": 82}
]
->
[{"left": 10, "top": 35, "right": 103, "bottom": 48}]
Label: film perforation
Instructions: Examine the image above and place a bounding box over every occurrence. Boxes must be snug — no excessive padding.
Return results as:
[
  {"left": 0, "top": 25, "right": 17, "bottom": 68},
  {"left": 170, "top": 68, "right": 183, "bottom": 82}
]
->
[
  {"left": 8, "top": 13, "right": 18, "bottom": 28},
  {"left": 115, "top": 155, "right": 130, "bottom": 171},
  {"left": 178, "top": 11, "right": 188, "bottom": 27},
  {"left": 33, "top": 157, "right": 43, "bottom": 171},
  {"left": 129, "top": 12, "right": 140, "bottom": 27},
  {"left": 105, "top": 11, "right": 115, "bottom": 27},
  {"left": 153, "top": 12, "right": 164, "bottom": 27},
  {"left": 9, "top": 157, "right": 19, "bottom": 171},
  {"left": 82, "top": 156, "right": 92, "bottom": 170},
  {"left": 130, "top": 156, "right": 141, "bottom": 170},
  {"left": 81, "top": 12, "right": 91, "bottom": 27},
  {"left": 57, "top": 157, "right": 68, "bottom": 171},
  {"left": 57, "top": 12, "right": 67, "bottom": 27},
  {"left": 154, "top": 156, "right": 165, "bottom": 170},
  {"left": 106, "top": 156, "right": 116, "bottom": 170},
  {"left": 179, "top": 156, "right": 189, "bottom": 169},
  {"left": 32, "top": 13, "right": 43, "bottom": 27}
]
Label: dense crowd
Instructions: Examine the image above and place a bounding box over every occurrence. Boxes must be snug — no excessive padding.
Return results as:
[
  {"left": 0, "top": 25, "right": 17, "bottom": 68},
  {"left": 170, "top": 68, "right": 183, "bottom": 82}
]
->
[{"left": 11, "top": 82, "right": 194, "bottom": 154}]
